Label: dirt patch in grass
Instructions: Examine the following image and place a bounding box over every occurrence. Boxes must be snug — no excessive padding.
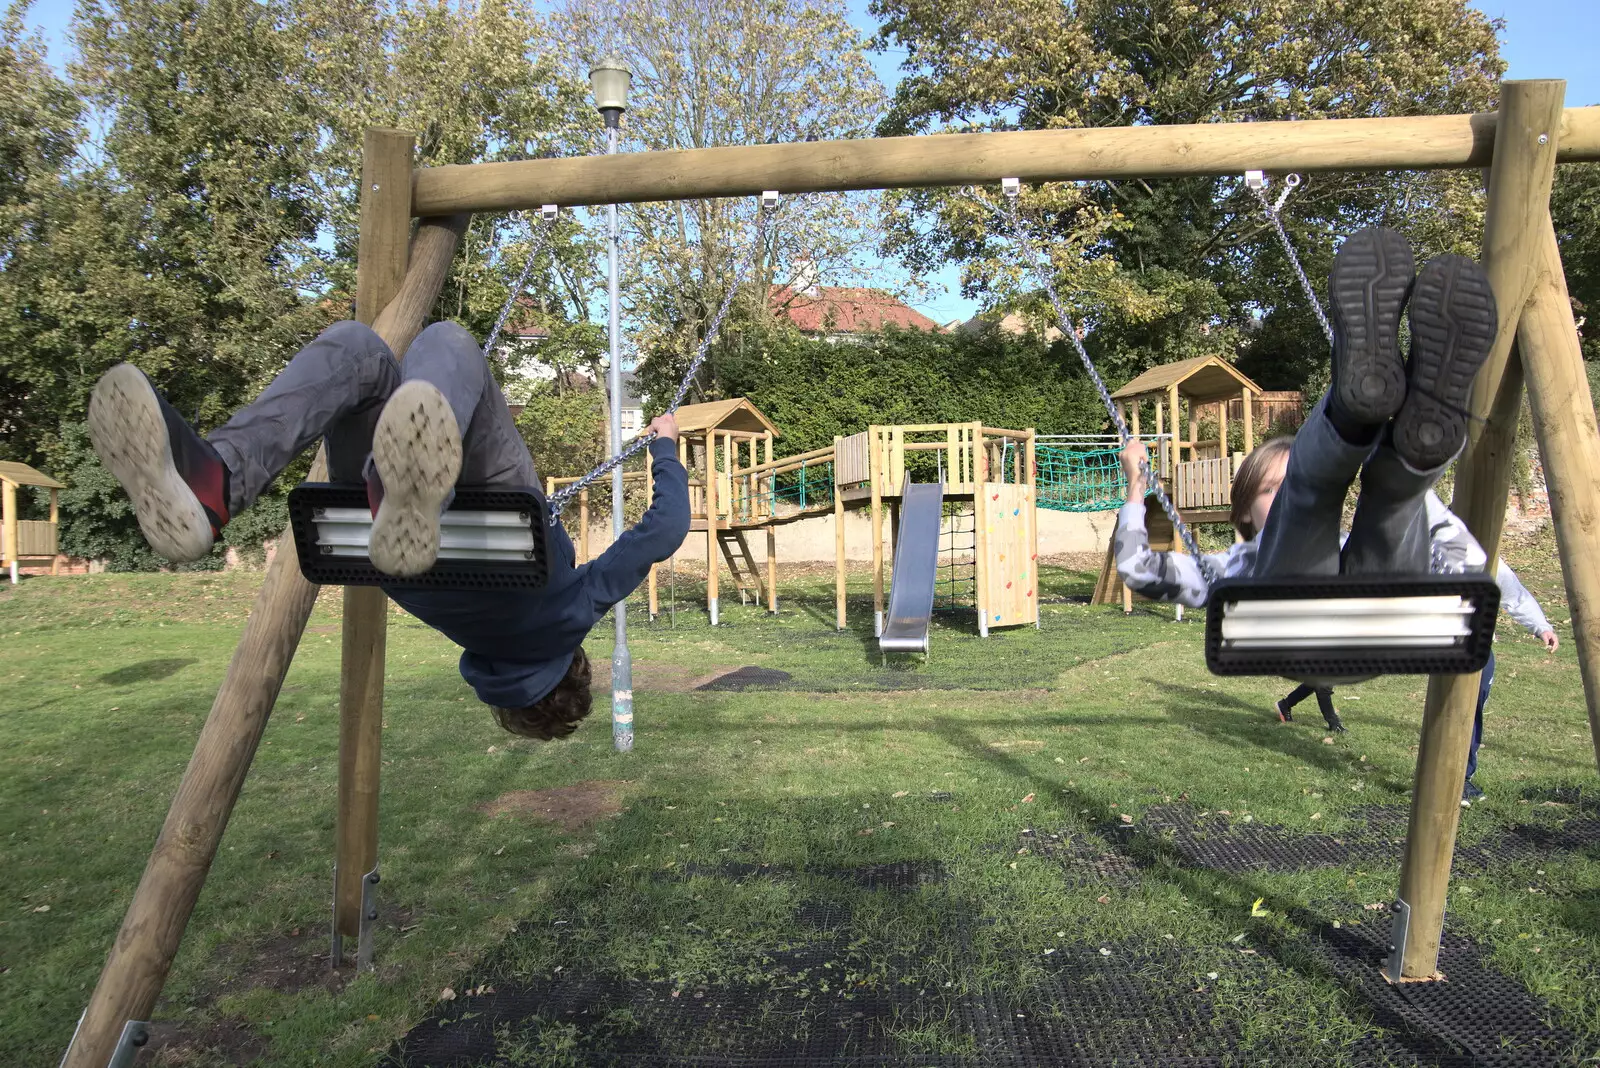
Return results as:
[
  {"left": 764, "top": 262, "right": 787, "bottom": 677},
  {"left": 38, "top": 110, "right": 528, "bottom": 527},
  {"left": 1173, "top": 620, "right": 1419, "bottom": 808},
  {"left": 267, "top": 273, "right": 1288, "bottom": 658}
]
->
[
  {"left": 209, "top": 923, "right": 350, "bottom": 1000},
  {"left": 478, "top": 780, "right": 627, "bottom": 832},
  {"left": 142, "top": 1016, "right": 269, "bottom": 1066},
  {"left": 589, "top": 660, "right": 745, "bottom": 693}
]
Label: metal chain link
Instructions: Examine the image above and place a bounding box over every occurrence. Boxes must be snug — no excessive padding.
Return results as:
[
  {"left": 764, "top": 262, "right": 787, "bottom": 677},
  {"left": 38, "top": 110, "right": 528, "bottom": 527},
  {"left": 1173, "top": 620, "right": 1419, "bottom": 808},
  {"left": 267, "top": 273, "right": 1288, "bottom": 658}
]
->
[
  {"left": 1246, "top": 178, "right": 1333, "bottom": 346},
  {"left": 482, "top": 208, "right": 557, "bottom": 357},
  {"left": 547, "top": 197, "right": 779, "bottom": 521},
  {"left": 998, "top": 186, "right": 1217, "bottom": 583}
]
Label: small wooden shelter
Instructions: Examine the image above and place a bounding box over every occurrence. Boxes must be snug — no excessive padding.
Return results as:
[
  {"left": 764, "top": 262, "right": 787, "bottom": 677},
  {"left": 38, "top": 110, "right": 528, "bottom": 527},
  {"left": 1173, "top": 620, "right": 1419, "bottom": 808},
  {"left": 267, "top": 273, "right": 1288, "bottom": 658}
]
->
[
  {"left": 1110, "top": 355, "right": 1266, "bottom": 516},
  {"left": 1, "top": 461, "right": 66, "bottom": 583}
]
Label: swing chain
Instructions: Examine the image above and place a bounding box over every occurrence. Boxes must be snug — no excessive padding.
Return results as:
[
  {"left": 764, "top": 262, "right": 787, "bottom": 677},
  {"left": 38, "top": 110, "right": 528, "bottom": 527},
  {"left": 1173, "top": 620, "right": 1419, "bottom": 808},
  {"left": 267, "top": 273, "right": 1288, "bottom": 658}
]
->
[
  {"left": 1244, "top": 172, "right": 1333, "bottom": 346},
  {"left": 998, "top": 182, "right": 1217, "bottom": 582},
  {"left": 548, "top": 193, "right": 781, "bottom": 522},
  {"left": 482, "top": 205, "right": 561, "bottom": 358}
]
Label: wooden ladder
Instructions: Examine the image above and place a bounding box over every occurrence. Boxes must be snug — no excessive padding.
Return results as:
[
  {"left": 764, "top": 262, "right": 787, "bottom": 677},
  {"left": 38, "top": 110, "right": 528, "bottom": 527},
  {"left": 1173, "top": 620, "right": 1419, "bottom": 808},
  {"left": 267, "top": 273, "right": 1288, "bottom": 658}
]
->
[{"left": 716, "top": 529, "right": 763, "bottom": 604}]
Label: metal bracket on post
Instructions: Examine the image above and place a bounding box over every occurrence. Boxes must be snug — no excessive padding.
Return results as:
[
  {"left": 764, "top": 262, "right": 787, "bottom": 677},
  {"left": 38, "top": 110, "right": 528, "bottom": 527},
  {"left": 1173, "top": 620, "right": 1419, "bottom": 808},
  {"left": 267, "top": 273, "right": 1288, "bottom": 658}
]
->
[
  {"left": 540, "top": 203, "right": 558, "bottom": 222},
  {"left": 330, "top": 862, "right": 343, "bottom": 970},
  {"left": 1383, "top": 896, "right": 1412, "bottom": 982},
  {"left": 1243, "top": 169, "right": 1267, "bottom": 190},
  {"left": 1001, "top": 177, "right": 1021, "bottom": 199},
  {"left": 59, "top": 1015, "right": 150, "bottom": 1068},
  {"left": 761, "top": 189, "right": 780, "bottom": 210},
  {"left": 357, "top": 865, "right": 380, "bottom": 971}
]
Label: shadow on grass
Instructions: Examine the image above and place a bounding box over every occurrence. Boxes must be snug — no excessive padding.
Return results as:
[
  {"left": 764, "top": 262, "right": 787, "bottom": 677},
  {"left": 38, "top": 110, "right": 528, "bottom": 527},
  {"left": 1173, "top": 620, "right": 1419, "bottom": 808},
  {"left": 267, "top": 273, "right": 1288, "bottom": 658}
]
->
[{"left": 98, "top": 658, "right": 199, "bottom": 686}]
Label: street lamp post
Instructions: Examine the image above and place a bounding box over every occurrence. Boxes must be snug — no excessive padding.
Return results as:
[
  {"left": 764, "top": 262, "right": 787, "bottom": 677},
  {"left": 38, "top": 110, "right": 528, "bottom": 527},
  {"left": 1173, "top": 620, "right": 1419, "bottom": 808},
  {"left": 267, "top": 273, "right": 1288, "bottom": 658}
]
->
[{"left": 590, "top": 58, "right": 633, "bottom": 753}]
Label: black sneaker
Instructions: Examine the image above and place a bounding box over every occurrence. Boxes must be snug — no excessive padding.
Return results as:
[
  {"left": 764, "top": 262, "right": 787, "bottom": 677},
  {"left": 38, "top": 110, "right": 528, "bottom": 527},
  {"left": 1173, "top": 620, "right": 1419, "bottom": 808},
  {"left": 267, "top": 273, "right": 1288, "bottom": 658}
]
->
[
  {"left": 1393, "top": 255, "right": 1498, "bottom": 471},
  {"left": 1323, "top": 710, "right": 1347, "bottom": 733},
  {"left": 87, "top": 364, "right": 231, "bottom": 563},
  {"left": 1275, "top": 700, "right": 1293, "bottom": 723},
  {"left": 1327, "top": 228, "right": 1415, "bottom": 427}
]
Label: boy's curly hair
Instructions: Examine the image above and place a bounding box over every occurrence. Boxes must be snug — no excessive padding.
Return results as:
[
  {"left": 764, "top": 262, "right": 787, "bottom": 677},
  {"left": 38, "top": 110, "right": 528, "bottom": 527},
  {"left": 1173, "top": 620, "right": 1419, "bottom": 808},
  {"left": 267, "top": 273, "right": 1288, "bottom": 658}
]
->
[{"left": 491, "top": 646, "right": 593, "bottom": 740}]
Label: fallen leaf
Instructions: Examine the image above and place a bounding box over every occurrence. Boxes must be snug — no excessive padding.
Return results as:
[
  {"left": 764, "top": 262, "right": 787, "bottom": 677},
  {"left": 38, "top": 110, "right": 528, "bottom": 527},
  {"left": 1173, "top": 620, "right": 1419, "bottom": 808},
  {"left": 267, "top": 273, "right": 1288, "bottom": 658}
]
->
[
  {"left": 1310, "top": 813, "right": 1322, "bottom": 820},
  {"left": 1099, "top": 947, "right": 1112, "bottom": 957},
  {"left": 1250, "top": 898, "right": 1270, "bottom": 918},
  {"left": 1322, "top": 737, "right": 1335, "bottom": 745},
  {"left": 367, "top": 1014, "right": 380, "bottom": 1022},
  {"left": 1097, "top": 895, "right": 1111, "bottom": 904},
  {"left": 32, "top": 905, "right": 49, "bottom": 913},
  {"left": 892, "top": 790, "right": 908, "bottom": 798},
  {"left": 1021, "top": 793, "right": 1036, "bottom": 804},
  {"left": 487, "top": 745, "right": 497, "bottom": 753},
  {"left": 1120, "top": 813, "right": 1134, "bottom": 824},
  {"left": 439, "top": 987, "right": 456, "bottom": 1001}
]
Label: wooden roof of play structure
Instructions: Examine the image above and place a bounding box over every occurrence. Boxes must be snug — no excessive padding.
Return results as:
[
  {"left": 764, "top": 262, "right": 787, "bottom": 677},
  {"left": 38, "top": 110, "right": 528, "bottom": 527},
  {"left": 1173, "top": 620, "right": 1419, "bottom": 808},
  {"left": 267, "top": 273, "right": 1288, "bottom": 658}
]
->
[
  {"left": 1110, "top": 355, "right": 1265, "bottom": 405},
  {"left": 0, "top": 461, "right": 66, "bottom": 489},
  {"left": 673, "top": 398, "right": 780, "bottom": 437}
]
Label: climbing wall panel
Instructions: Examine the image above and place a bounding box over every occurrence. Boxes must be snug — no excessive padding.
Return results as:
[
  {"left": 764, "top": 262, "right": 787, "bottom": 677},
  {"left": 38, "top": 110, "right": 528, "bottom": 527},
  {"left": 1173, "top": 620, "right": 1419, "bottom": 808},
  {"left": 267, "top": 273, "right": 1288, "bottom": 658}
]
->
[{"left": 980, "top": 483, "right": 1036, "bottom": 628}]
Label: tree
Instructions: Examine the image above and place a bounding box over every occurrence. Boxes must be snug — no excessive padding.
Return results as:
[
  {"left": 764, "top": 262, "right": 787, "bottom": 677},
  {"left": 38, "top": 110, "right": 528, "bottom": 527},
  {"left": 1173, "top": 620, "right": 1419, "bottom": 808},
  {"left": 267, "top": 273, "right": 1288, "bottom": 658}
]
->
[
  {"left": 1552, "top": 162, "right": 1600, "bottom": 362},
  {"left": 869, "top": 0, "right": 1504, "bottom": 395},
  {"left": 549, "top": 0, "right": 892, "bottom": 409}
]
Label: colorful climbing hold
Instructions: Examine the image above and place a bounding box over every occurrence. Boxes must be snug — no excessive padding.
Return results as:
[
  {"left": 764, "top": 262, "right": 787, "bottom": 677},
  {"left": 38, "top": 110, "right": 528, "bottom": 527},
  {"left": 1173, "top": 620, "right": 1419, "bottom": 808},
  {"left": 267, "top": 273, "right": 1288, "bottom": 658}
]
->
[
  {"left": 1013, "top": 508, "right": 1019, "bottom": 516},
  {"left": 1006, "top": 581, "right": 1013, "bottom": 589}
]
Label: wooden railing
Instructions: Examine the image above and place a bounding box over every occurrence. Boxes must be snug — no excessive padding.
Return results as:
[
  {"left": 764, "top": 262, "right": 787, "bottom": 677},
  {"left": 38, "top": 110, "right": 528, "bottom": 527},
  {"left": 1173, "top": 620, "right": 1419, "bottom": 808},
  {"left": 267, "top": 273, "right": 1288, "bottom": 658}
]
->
[
  {"left": 2, "top": 520, "right": 57, "bottom": 558},
  {"left": 1174, "top": 456, "right": 1234, "bottom": 510}
]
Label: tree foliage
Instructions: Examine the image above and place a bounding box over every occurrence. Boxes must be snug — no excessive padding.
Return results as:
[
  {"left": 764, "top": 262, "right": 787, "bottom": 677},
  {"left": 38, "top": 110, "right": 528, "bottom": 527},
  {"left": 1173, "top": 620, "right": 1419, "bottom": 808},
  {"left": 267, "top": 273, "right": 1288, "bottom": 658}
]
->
[
  {"left": 550, "top": 0, "right": 893, "bottom": 408},
  {"left": 870, "top": 0, "right": 1504, "bottom": 394},
  {"left": 1553, "top": 162, "right": 1600, "bottom": 362}
]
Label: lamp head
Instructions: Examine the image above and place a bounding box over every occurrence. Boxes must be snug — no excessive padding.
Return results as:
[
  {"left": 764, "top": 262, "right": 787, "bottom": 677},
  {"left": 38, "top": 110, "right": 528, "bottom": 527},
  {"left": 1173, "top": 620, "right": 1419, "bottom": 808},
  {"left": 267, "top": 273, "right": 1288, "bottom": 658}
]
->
[{"left": 589, "top": 59, "right": 631, "bottom": 127}]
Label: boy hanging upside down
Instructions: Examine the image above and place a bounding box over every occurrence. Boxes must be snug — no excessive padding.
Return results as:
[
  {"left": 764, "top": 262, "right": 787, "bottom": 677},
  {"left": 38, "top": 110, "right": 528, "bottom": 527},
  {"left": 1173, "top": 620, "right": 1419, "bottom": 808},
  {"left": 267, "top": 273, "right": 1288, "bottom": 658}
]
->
[{"left": 87, "top": 320, "right": 690, "bottom": 739}]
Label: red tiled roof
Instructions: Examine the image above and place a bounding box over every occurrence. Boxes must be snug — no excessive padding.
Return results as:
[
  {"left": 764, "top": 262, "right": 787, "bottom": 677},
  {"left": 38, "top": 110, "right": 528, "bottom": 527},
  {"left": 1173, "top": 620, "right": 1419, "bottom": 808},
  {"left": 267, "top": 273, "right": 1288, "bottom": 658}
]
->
[{"left": 770, "top": 286, "right": 946, "bottom": 334}]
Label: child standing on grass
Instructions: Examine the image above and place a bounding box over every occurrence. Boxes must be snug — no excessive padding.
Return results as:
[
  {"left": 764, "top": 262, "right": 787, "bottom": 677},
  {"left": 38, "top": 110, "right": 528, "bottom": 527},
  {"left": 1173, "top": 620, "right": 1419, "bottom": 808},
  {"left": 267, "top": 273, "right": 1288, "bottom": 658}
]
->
[
  {"left": 87, "top": 320, "right": 690, "bottom": 741},
  {"left": 1114, "top": 226, "right": 1497, "bottom": 624}
]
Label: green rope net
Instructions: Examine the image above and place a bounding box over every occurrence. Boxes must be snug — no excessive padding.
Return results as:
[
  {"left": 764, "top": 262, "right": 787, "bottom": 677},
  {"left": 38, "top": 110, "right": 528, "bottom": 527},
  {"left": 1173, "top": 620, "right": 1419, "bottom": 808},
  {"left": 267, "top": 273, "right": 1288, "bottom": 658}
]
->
[{"left": 1035, "top": 444, "right": 1129, "bottom": 513}]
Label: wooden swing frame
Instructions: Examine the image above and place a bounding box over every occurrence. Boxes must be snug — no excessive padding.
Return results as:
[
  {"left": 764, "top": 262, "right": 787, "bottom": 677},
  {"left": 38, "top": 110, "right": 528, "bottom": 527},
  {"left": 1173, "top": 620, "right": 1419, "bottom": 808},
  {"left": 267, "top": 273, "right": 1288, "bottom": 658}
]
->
[{"left": 61, "top": 82, "right": 1600, "bottom": 1064}]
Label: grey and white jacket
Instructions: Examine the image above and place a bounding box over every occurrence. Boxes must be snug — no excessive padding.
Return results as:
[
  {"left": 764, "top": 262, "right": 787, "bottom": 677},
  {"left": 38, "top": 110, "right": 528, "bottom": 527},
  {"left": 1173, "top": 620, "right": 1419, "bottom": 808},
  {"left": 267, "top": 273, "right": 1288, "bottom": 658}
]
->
[{"left": 1113, "top": 490, "right": 1541, "bottom": 627}]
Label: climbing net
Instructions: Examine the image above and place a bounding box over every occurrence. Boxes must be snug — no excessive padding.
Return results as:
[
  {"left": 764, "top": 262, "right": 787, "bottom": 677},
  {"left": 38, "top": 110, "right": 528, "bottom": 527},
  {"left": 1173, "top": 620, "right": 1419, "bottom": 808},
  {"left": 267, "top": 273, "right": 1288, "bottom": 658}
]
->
[{"left": 1035, "top": 443, "right": 1130, "bottom": 513}]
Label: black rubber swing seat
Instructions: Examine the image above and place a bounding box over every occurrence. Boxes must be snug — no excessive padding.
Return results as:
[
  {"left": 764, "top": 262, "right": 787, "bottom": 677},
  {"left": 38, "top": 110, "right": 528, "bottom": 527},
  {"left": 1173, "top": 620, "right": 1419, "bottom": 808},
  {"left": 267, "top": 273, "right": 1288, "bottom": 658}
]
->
[
  {"left": 1205, "top": 574, "right": 1500, "bottom": 679},
  {"left": 287, "top": 482, "right": 552, "bottom": 590}
]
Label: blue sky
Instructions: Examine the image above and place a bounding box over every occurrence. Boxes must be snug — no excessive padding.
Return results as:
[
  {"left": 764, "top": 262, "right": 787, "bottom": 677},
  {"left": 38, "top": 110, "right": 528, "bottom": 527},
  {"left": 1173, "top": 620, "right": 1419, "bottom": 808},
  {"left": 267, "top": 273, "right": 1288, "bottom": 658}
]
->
[{"left": 17, "top": 0, "right": 1600, "bottom": 324}]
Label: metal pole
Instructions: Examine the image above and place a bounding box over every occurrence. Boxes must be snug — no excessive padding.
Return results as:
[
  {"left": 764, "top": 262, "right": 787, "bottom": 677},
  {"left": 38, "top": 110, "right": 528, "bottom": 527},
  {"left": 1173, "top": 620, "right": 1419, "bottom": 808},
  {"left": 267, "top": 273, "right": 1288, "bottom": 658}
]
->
[{"left": 605, "top": 122, "right": 633, "bottom": 753}]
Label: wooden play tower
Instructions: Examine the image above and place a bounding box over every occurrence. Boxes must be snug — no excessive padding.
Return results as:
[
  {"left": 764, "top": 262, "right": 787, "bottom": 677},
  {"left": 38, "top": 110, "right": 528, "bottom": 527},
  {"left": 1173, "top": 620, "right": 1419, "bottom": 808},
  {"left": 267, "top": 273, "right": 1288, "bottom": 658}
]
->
[{"left": 60, "top": 85, "right": 1600, "bottom": 1066}]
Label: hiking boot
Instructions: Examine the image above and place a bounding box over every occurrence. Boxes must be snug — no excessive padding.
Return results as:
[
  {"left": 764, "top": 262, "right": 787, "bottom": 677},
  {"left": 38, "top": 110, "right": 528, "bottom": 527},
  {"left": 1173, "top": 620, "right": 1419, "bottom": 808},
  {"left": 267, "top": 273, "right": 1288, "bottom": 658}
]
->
[
  {"left": 87, "top": 363, "right": 231, "bottom": 563},
  {"left": 368, "top": 379, "right": 461, "bottom": 577},
  {"left": 1327, "top": 227, "right": 1415, "bottom": 432},
  {"left": 1275, "top": 699, "right": 1293, "bottom": 723},
  {"left": 1393, "top": 255, "right": 1498, "bottom": 470}
]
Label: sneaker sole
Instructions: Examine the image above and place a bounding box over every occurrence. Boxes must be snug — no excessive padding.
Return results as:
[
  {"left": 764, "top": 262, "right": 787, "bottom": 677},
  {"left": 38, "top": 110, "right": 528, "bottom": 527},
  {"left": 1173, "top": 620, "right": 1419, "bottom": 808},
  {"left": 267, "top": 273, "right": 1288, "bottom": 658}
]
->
[
  {"left": 87, "top": 364, "right": 215, "bottom": 563},
  {"left": 1394, "top": 256, "right": 1498, "bottom": 470},
  {"left": 1328, "top": 228, "right": 1414, "bottom": 424},
  {"left": 369, "top": 380, "right": 462, "bottom": 577}
]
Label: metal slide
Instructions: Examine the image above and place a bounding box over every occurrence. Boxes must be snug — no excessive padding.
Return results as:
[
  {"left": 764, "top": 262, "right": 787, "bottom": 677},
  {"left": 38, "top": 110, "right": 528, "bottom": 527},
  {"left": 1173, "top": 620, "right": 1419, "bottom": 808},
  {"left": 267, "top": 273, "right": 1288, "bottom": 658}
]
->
[{"left": 879, "top": 481, "right": 946, "bottom": 658}]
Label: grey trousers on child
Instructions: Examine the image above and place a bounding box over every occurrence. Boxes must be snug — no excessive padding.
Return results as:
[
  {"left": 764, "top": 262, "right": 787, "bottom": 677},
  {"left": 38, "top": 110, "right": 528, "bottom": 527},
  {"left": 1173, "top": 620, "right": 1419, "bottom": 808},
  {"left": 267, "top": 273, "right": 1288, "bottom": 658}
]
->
[
  {"left": 207, "top": 321, "right": 538, "bottom": 516},
  {"left": 1254, "top": 396, "right": 1444, "bottom": 578}
]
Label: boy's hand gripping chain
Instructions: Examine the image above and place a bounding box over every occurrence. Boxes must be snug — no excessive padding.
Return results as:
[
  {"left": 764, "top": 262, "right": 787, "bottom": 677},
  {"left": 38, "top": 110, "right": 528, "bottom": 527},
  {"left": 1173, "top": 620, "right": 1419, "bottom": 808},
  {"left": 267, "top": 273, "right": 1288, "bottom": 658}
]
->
[{"left": 546, "top": 192, "right": 781, "bottom": 524}]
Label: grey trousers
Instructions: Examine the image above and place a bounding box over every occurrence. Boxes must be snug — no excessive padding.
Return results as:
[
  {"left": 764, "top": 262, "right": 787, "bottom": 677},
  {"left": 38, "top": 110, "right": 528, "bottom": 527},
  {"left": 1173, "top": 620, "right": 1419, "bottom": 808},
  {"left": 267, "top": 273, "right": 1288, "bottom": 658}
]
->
[
  {"left": 1254, "top": 396, "right": 1444, "bottom": 578},
  {"left": 208, "top": 321, "right": 538, "bottom": 515}
]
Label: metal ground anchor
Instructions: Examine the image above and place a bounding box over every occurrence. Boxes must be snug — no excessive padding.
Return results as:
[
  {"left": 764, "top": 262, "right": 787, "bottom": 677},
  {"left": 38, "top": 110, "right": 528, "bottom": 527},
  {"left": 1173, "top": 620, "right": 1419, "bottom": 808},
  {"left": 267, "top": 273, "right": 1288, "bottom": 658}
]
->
[
  {"left": 330, "top": 864, "right": 382, "bottom": 972},
  {"left": 1382, "top": 896, "right": 1412, "bottom": 982}
]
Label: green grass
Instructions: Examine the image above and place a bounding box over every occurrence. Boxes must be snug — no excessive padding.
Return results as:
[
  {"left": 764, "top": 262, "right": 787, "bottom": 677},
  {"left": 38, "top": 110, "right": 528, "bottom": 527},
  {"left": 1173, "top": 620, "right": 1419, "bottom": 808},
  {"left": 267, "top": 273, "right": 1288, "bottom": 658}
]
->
[{"left": 1, "top": 547, "right": 1597, "bottom": 1065}]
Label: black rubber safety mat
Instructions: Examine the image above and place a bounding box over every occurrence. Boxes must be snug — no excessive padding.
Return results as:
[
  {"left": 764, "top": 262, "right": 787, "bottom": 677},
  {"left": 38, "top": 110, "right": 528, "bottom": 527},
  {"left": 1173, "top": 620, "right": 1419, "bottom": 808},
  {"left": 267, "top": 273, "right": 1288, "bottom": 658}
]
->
[
  {"left": 694, "top": 666, "right": 795, "bottom": 691},
  {"left": 1094, "top": 804, "right": 1600, "bottom": 875}
]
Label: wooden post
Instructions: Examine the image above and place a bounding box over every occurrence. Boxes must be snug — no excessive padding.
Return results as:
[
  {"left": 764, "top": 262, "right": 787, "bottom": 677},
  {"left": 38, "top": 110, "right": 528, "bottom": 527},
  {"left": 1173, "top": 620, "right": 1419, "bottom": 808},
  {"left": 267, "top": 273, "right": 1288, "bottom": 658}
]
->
[
  {"left": 578, "top": 488, "right": 590, "bottom": 563},
  {"left": 410, "top": 107, "right": 1600, "bottom": 217},
  {"left": 1167, "top": 384, "right": 1181, "bottom": 463},
  {"left": 1154, "top": 401, "right": 1166, "bottom": 479},
  {"left": 332, "top": 127, "right": 412, "bottom": 974},
  {"left": 3, "top": 477, "right": 16, "bottom": 581},
  {"left": 870, "top": 426, "right": 884, "bottom": 636},
  {"left": 1218, "top": 398, "right": 1229, "bottom": 458},
  {"left": 1026, "top": 429, "right": 1039, "bottom": 626},
  {"left": 49, "top": 487, "right": 59, "bottom": 575},
  {"left": 1241, "top": 387, "right": 1255, "bottom": 455},
  {"left": 1522, "top": 213, "right": 1600, "bottom": 772},
  {"left": 973, "top": 422, "right": 990, "bottom": 637},
  {"left": 706, "top": 434, "right": 719, "bottom": 624},
  {"left": 1395, "top": 80, "right": 1564, "bottom": 980},
  {"left": 834, "top": 435, "right": 847, "bottom": 630},
  {"left": 763, "top": 434, "right": 776, "bottom": 613},
  {"left": 60, "top": 206, "right": 469, "bottom": 1067},
  {"left": 1130, "top": 402, "right": 1141, "bottom": 440}
]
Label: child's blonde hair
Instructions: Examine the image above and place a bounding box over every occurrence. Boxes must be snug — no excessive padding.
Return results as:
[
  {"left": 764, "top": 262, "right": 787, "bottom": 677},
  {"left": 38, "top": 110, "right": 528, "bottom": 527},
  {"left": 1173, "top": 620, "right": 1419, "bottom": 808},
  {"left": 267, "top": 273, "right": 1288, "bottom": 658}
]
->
[{"left": 1229, "top": 437, "right": 1293, "bottom": 540}]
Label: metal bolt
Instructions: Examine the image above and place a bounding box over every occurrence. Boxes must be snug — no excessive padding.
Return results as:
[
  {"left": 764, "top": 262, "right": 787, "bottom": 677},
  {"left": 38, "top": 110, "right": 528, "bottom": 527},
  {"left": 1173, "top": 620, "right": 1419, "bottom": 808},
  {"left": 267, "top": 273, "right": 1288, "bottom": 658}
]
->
[
  {"left": 132, "top": 1029, "right": 149, "bottom": 1047},
  {"left": 367, "top": 909, "right": 378, "bottom": 920},
  {"left": 369, "top": 872, "right": 381, "bottom": 885},
  {"left": 371, "top": 182, "right": 381, "bottom": 190},
  {"left": 1538, "top": 134, "right": 1549, "bottom": 144}
]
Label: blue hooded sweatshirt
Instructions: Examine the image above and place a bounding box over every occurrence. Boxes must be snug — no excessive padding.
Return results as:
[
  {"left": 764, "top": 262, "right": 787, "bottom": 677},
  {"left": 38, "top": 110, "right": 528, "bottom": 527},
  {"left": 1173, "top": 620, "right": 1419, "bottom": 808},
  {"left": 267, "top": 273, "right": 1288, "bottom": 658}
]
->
[{"left": 385, "top": 437, "right": 689, "bottom": 708}]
